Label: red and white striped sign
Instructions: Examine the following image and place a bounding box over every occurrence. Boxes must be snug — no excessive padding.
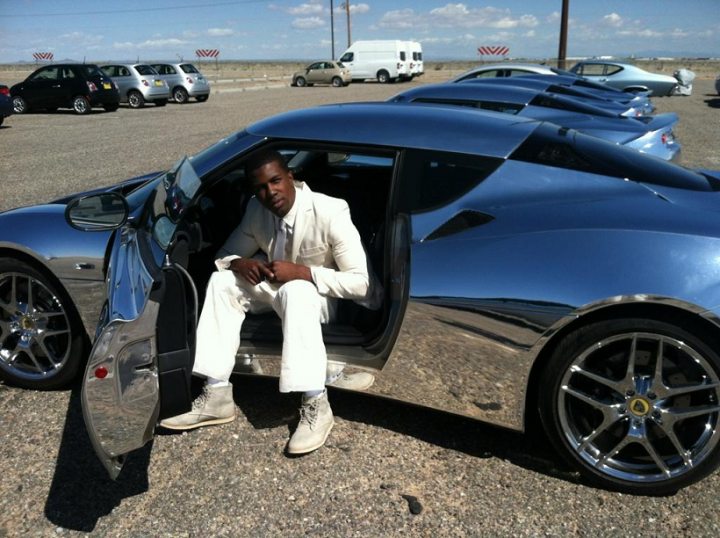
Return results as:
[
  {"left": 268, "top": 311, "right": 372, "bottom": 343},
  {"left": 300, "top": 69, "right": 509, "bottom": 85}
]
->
[
  {"left": 33, "top": 52, "right": 54, "bottom": 60},
  {"left": 477, "top": 46, "right": 509, "bottom": 56},
  {"left": 196, "top": 49, "right": 220, "bottom": 58}
]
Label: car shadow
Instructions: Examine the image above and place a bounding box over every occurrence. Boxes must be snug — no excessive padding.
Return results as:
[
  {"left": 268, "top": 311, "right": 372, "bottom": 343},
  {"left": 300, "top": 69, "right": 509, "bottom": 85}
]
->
[
  {"left": 43, "top": 380, "right": 152, "bottom": 532},
  {"left": 705, "top": 98, "right": 720, "bottom": 109},
  {"left": 230, "top": 375, "right": 585, "bottom": 488}
]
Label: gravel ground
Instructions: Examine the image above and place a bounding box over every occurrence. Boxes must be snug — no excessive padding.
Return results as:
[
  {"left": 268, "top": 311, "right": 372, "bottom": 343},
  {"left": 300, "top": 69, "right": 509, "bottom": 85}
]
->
[{"left": 1, "top": 79, "right": 720, "bottom": 537}]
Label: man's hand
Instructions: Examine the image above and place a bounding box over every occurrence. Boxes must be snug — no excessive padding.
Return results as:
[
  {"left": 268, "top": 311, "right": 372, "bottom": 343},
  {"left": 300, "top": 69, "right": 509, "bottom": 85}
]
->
[
  {"left": 266, "top": 261, "right": 312, "bottom": 284},
  {"left": 230, "top": 258, "right": 274, "bottom": 286}
]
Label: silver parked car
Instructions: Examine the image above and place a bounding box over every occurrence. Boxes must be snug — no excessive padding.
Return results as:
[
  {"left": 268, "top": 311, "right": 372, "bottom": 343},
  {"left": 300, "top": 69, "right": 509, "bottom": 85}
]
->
[
  {"left": 449, "top": 62, "right": 568, "bottom": 83},
  {"left": 151, "top": 62, "right": 210, "bottom": 103},
  {"left": 569, "top": 61, "right": 692, "bottom": 96},
  {"left": 3, "top": 104, "right": 720, "bottom": 494},
  {"left": 100, "top": 63, "right": 171, "bottom": 108}
]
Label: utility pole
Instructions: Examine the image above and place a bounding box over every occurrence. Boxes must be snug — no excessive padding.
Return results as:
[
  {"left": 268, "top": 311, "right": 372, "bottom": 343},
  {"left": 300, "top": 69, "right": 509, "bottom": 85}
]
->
[
  {"left": 330, "top": 0, "right": 335, "bottom": 59},
  {"left": 557, "top": 0, "right": 569, "bottom": 70},
  {"left": 341, "top": 2, "right": 351, "bottom": 47}
]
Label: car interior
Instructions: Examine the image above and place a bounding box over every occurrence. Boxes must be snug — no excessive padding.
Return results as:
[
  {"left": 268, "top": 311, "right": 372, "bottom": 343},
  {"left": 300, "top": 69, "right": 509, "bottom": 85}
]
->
[{"left": 171, "top": 144, "right": 402, "bottom": 362}]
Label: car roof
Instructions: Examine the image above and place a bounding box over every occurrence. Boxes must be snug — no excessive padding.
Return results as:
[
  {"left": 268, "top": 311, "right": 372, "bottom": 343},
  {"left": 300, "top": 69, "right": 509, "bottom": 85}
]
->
[
  {"left": 394, "top": 83, "right": 539, "bottom": 106},
  {"left": 246, "top": 103, "right": 540, "bottom": 158},
  {"left": 578, "top": 60, "right": 633, "bottom": 66}
]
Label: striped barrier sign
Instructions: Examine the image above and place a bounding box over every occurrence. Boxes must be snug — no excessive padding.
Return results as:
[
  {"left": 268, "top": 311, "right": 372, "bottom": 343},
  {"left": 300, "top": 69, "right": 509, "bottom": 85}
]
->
[
  {"left": 477, "top": 46, "right": 509, "bottom": 56},
  {"left": 33, "top": 52, "right": 54, "bottom": 60},
  {"left": 196, "top": 49, "right": 220, "bottom": 58}
]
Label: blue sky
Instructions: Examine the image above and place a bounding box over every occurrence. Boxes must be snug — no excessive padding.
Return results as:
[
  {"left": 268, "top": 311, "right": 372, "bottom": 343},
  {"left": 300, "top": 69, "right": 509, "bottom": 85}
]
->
[{"left": 1, "top": 0, "right": 719, "bottom": 63}]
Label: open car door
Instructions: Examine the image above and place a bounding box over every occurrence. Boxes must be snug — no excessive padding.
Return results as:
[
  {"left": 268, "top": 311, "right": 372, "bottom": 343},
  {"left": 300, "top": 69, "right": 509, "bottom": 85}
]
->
[{"left": 75, "top": 159, "right": 203, "bottom": 479}]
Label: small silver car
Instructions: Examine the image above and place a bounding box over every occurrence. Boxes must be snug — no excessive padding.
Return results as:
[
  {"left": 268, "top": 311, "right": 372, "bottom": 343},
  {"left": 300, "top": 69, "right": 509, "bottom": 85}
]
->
[
  {"left": 151, "top": 62, "right": 211, "bottom": 104},
  {"left": 100, "top": 63, "right": 171, "bottom": 108}
]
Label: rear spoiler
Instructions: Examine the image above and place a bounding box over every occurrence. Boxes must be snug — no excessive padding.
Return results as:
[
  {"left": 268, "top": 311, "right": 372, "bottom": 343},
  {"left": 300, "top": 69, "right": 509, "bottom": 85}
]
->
[{"left": 635, "top": 112, "right": 677, "bottom": 131}]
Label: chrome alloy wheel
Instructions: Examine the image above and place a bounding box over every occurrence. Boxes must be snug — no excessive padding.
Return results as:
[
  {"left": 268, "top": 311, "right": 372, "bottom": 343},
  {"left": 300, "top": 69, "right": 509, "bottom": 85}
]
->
[
  {"left": 0, "top": 272, "right": 72, "bottom": 381},
  {"left": 12, "top": 96, "right": 26, "bottom": 114},
  {"left": 559, "top": 332, "right": 720, "bottom": 483},
  {"left": 73, "top": 97, "right": 89, "bottom": 114}
]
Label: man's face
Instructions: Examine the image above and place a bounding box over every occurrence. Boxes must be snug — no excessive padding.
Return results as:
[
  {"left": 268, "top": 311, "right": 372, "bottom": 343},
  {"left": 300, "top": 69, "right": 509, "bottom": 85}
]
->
[{"left": 249, "top": 160, "right": 296, "bottom": 218}]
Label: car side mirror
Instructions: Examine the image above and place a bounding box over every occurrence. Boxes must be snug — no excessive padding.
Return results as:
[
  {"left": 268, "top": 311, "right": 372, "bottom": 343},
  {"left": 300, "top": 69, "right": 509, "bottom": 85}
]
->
[{"left": 65, "top": 193, "right": 129, "bottom": 232}]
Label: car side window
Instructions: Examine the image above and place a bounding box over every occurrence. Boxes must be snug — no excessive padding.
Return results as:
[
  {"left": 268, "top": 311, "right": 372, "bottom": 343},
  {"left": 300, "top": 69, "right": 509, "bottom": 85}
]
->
[
  {"left": 506, "top": 69, "right": 532, "bottom": 77},
  {"left": 30, "top": 67, "right": 60, "bottom": 81},
  {"left": 397, "top": 150, "right": 502, "bottom": 214},
  {"left": 400, "top": 51, "right": 407, "bottom": 61},
  {"left": 62, "top": 67, "right": 76, "bottom": 79},
  {"left": 166, "top": 66, "right": 177, "bottom": 74},
  {"left": 119, "top": 67, "right": 130, "bottom": 77},
  {"left": 102, "top": 66, "right": 115, "bottom": 77},
  {"left": 605, "top": 65, "right": 624, "bottom": 76},
  {"left": 340, "top": 52, "right": 354, "bottom": 62},
  {"left": 580, "top": 63, "right": 605, "bottom": 76},
  {"left": 464, "top": 70, "right": 501, "bottom": 80},
  {"left": 308, "top": 63, "right": 321, "bottom": 70}
]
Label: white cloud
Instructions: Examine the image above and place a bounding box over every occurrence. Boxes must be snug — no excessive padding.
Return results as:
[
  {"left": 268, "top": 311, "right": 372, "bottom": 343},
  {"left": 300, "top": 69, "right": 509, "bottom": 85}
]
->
[
  {"left": 334, "top": 2, "right": 370, "bottom": 15},
  {"left": 113, "top": 38, "right": 190, "bottom": 50},
  {"left": 280, "top": 1, "right": 324, "bottom": 15},
  {"left": 523, "top": 30, "right": 536, "bottom": 38},
  {"left": 58, "top": 31, "right": 104, "bottom": 46},
  {"left": 546, "top": 12, "right": 560, "bottom": 24},
  {"left": 379, "top": 4, "right": 537, "bottom": 30},
  {"left": 601, "top": 13, "right": 624, "bottom": 28},
  {"left": 292, "top": 17, "right": 325, "bottom": 29},
  {"left": 207, "top": 28, "right": 234, "bottom": 36},
  {"left": 670, "top": 28, "right": 688, "bottom": 38}
]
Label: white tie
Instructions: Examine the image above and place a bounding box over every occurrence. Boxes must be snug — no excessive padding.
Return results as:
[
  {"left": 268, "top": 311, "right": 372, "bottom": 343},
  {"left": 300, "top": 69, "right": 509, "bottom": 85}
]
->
[{"left": 273, "top": 219, "right": 287, "bottom": 262}]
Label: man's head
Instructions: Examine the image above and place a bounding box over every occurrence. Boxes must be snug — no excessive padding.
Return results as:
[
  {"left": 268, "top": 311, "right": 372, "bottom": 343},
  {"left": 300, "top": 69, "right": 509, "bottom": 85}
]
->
[{"left": 244, "top": 149, "right": 296, "bottom": 218}]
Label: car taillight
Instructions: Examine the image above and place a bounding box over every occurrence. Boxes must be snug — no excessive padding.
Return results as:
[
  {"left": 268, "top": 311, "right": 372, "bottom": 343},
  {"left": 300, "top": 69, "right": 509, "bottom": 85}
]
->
[
  {"left": 397, "top": 63, "right": 402, "bottom": 70},
  {"left": 186, "top": 77, "right": 193, "bottom": 84},
  {"left": 0, "top": 87, "right": 8, "bottom": 96},
  {"left": 86, "top": 81, "right": 97, "bottom": 92},
  {"left": 635, "top": 110, "right": 641, "bottom": 117},
  {"left": 141, "top": 79, "right": 149, "bottom": 87}
]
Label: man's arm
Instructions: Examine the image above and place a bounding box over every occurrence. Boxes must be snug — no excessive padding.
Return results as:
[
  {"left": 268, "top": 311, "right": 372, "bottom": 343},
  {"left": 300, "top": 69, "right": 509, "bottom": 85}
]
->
[{"left": 311, "top": 204, "right": 371, "bottom": 300}]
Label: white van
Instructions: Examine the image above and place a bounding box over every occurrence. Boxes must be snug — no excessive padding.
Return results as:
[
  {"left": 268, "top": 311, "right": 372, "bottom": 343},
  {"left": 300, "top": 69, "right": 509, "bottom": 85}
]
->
[
  {"left": 408, "top": 41, "right": 424, "bottom": 78},
  {"left": 338, "top": 40, "right": 410, "bottom": 83}
]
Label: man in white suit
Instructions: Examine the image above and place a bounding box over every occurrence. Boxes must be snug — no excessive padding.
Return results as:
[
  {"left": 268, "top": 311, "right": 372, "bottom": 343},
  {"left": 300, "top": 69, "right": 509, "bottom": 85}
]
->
[{"left": 160, "top": 149, "right": 380, "bottom": 454}]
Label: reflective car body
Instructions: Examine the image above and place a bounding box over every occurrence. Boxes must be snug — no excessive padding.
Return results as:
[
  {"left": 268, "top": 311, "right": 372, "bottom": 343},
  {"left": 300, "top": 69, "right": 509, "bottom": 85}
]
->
[
  {"left": 390, "top": 83, "right": 680, "bottom": 161},
  {"left": 569, "top": 61, "right": 686, "bottom": 96},
  {"left": 9, "top": 64, "right": 120, "bottom": 115},
  {"left": 292, "top": 61, "right": 352, "bottom": 87},
  {"left": 151, "top": 62, "right": 210, "bottom": 103},
  {"left": 449, "top": 62, "right": 564, "bottom": 83},
  {"left": 100, "top": 63, "right": 171, "bottom": 108},
  {"left": 3, "top": 104, "right": 720, "bottom": 494},
  {"left": 463, "top": 76, "right": 652, "bottom": 117},
  {"left": 715, "top": 74, "right": 720, "bottom": 96}
]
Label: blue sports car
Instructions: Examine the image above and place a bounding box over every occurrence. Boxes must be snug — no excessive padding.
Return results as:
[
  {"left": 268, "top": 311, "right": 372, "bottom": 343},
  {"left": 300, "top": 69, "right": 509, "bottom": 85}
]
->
[
  {"left": 1, "top": 104, "right": 720, "bottom": 494},
  {"left": 462, "top": 76, "right": 655, "bottom": 117},
  {"left": 389, "top": 84, "right": 680, "bottom": 161}
]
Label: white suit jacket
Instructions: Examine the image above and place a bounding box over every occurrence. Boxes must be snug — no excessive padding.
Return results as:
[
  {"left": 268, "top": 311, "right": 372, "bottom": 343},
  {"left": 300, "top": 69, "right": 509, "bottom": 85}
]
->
[{"left": 216, "top": 182, "right": 382, "bottom": 310}]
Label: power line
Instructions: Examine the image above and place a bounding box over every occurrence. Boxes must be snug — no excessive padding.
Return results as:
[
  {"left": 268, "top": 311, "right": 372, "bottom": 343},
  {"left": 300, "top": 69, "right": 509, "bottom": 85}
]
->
[{"left": 2, "top": 0, "right": 292, "bottom": 18}]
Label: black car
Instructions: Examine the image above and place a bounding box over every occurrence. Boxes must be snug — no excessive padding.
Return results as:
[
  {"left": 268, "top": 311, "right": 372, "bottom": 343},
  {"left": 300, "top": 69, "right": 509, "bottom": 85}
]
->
[
  {"left": 0, "top": 86, "right": 12, "bottom": 126},
  {"left": 10, "top": 64, "right": 121, "bottom": 115}
]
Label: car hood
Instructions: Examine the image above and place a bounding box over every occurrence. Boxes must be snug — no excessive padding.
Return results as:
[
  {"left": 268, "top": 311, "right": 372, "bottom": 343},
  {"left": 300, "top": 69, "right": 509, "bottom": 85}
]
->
[{"left": 49, "top": 171, "right": 161, "bottom": 206}]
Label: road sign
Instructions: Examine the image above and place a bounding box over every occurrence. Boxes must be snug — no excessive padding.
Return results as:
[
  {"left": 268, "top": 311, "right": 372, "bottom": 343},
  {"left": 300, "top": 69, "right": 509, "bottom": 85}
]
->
[
  {"left": 196, "top": 49, "right": 220, "bottom": 58},
  {"left": 477, "top": 46, "right": 509, "bottom": 56},
  {"left": 33, "top": 52, "right": 54, "bottom": 60}
]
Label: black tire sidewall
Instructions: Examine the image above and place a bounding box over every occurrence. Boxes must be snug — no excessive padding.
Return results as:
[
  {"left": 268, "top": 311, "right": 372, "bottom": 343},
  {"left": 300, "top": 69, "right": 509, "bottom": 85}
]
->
[
  {"left": 296, "top": 77, "right": 306, "bottom": 87},
  {"left": 0, "top": 258, "right": 86, "bottom": 389},
  {"left": 73, "top": 96, "right": 90, "bottom": 115},
  {"left": 174, "top": 88, "right": 188, "bottom": 103},
  {"left": 539, "top": 317, "right": 720, "bottom": 494},
  {"left": 128, "top": 91, "right": 144, "bottom": 108}
]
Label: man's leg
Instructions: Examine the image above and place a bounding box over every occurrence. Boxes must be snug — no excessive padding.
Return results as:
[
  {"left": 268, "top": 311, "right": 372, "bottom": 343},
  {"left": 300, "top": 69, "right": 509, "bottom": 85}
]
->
[
  {"left": 160, "top": 271, "right": 276, "bottom": 430},
  {"left": 272, "top": 280, "right": 336, "bottom": 454}
]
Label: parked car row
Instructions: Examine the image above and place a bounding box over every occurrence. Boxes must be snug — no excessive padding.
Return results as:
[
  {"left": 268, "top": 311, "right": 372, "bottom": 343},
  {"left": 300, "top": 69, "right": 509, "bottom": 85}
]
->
[{"left": 5, "top": 62, "right": 210, "bottom": 116}]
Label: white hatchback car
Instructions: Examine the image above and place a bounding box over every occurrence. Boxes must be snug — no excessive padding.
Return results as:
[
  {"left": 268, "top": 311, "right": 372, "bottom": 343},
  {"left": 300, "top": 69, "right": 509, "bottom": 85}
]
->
[{"left": 151, "top": 62, "right": 211, "bottom": 103}]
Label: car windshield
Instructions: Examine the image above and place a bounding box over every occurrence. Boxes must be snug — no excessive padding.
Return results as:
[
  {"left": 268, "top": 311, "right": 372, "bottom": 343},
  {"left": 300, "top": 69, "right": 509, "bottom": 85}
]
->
[
  {"left": 82, "top": 65, "right": 106, "bottom": 78},
  {"left": 180, "top": 64, "right": 199, "bottom": 74},
  {"left": 135, "top": 65, "right": 157, "bottom": 75}
]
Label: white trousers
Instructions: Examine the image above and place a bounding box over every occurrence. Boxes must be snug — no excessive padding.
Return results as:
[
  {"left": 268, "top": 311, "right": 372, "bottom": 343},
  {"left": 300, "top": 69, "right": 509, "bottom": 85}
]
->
[{"left": 192, "top": 271, "right": 336, "bottom": 392}]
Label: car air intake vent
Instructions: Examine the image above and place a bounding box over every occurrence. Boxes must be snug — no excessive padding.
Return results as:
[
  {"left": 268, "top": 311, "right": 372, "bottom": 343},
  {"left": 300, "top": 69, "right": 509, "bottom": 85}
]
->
[{"left": 423, "top": 210, "right": 494, "bottom": 242}]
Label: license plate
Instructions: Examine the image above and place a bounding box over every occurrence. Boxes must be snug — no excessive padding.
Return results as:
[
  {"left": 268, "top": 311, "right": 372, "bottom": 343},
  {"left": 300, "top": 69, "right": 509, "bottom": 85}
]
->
[
  {"left": 103, "top": 83, "right": 111, "bottom": 89},
  {"left": 155, "top": 80, "right": 163, "bottom": 86}
]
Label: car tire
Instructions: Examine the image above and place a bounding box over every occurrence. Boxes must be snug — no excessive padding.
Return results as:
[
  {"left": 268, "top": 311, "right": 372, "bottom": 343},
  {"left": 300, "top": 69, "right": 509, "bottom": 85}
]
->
[
  {"left": 128, "top": 91, "right": 145, "bottom": 109},
  {"left": 539, "top": 317, "right": 720, "bottom": 495},
  {"left": 72, "top": 96, "right": 91, "bottom": 115},
  {"left": 12, "top": 96, "right": 27, "bottom": 114},
  {"left": 377, "top": 70, "right": 390, "bottom": 84},
  {"left": 195, "top": 95, "right": 209, "bottom": 102},
  {"left": 332, "top": 77, "right": 344, "bottom": 87},
  {"left": 103, "top": 103, "right": 119, "bottom": 112},
  {"left": 0, "top": 258, "right": 86, "bottom": 389},
  {"left": 295, "top": 77, "right": 307, "bottom": 87},
  {"left": 154, "top": 99, "right": 168, "bottom": 107},
  {"left": 173, "top": 87, "right": 189, "bottom": 103}
]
